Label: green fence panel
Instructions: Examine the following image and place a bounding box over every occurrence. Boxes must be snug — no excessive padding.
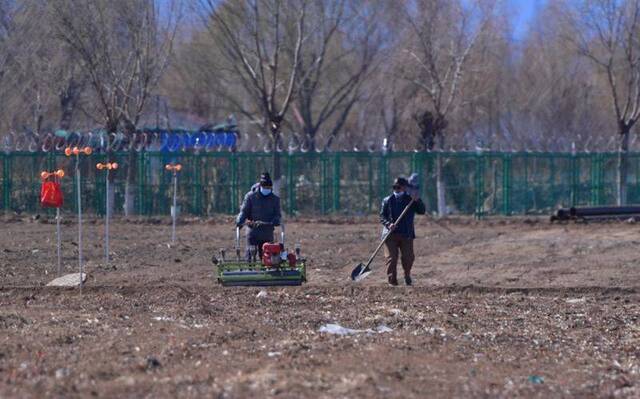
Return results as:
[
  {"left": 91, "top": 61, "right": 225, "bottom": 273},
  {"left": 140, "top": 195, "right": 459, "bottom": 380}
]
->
[
  {"left": 0, "top": 153, "right": 6, "bottom": 212},
  {"left": 3, "top": 150, "right": 640, "bottom": 217}
]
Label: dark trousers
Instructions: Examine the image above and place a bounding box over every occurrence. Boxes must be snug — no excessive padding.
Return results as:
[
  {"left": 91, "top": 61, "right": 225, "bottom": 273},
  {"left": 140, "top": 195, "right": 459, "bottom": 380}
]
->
[
  {"left": 384, "top": 234, "right": 415, "bottom": 278},
  {"left": 245, "top": 235, "right": 273, "bottom": 262}
]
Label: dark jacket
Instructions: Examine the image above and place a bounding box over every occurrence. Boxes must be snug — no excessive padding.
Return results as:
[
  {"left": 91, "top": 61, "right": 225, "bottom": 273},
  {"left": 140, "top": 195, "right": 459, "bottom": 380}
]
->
[
  {"left": 236, "top": 190, "right": 282, "bottom": 242},
  {"left": 380, "top": 193, "right": 426, "bottom": 239}
]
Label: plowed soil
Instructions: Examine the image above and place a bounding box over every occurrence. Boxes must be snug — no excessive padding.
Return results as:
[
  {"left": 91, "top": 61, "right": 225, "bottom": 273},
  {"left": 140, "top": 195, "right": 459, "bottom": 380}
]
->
[{"left": 1, "top": 214, "right": 639, "bottom": 398}]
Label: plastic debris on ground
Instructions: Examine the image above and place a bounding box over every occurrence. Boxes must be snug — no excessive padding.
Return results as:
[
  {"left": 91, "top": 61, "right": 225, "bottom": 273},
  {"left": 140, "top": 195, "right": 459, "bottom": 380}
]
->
[
  {"left": 318, "top": 323, "right": 394, "bottom": 336},
  {"left": 528, "top": 375, "right": 544, "bottom": 384}
]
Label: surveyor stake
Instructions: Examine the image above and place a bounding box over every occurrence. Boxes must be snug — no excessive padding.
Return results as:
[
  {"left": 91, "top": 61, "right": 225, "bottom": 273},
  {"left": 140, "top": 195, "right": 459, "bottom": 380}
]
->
[{"left": 65, "top": 146, "right": 92, "bottom": 290}]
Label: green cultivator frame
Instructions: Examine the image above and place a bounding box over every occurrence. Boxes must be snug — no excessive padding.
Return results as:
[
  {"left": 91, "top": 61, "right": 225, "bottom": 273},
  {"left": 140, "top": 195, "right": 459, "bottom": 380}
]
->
[
  {"left": 214, "top": 225, "right": 307, "bottom": 287},
  {"left": 216, "top": 261, "right": 307, "bottom": 286}
]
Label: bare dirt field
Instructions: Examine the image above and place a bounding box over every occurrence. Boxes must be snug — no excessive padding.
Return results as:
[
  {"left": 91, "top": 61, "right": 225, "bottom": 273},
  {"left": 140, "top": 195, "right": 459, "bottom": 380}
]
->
[{"left": 1, "top": 214, "right": 640, "bottom": 398}]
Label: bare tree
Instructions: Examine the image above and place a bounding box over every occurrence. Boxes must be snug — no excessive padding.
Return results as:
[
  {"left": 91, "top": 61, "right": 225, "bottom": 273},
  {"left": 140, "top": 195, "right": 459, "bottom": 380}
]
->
[
  {"left": 0, "top": 0, "right": 18, "bottom": 133},
  {"left": 198, "top": 0, "right": 307, "bottom": 192},
  {"left": 399, "top": 0, "right": 493, "bottom": 215},
  {"left": 497, "top": 2, "right": 611, "bottom": 153},
  {"left": 563, "top": 0, "right": 640, "bottom": 205},
  {"left": 291, "top": 0, "right": 380, "bottom": 152},
  {"left": 50, "top": 0, "right": 180, "bottom": 215}
]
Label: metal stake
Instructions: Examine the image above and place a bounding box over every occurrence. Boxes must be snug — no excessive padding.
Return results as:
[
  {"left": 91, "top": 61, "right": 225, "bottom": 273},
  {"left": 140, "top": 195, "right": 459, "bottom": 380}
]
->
[
  {"left": 56, "top": 207, "right": 61, "bottom": 275},
  {"left": 165, "top": 163, "right": 182, "bottom": 246},
  {"left": 76, "top": 158, "right": 83, "bottom": 290},
  {"left": 172, "top": 172, "right": 177, "bottom": 244},
  {"left": 65, "top": 146, "right": 92, "bottom": 290},
  {"left": 105, "top": 170, "right": 110, "bottom": 263},
  {"left": 97, "top": 162, "right": 117, "bottom": 263}
]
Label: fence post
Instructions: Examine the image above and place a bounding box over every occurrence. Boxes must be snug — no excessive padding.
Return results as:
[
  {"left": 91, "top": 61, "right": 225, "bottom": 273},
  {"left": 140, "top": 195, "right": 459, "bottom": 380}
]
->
[
  {"left": 368, "top": 156, "right": 373, "bottom": 212},
  {"left": 137, "top": 152, "right": 144, "bottom": 215},
  {"left": 286, "top": 153, "right": 294, "bottom": 214},
  {"left": 47, "top": 151, "right": 55, "bottom": 173},
  {"left": 1, "top": 154, "right": 8, "bottom": 212},
  {"left": 194, "top": 153, "right": 203, "bottom": 216},
  {"left": 321, "top": 155, "right": 327, "bottom": 214},
  {"left": 333, "top": 153, "right": 340, "bottom": 212},
  {"left": 570, "top": 152, "right": 579, "bottom": 207},
  {"left": 589, "top": 154, "right": 596, "bottom": 205},
  {"left": 523, "top": 153, "right": 529, "bottom": 214},
  {"left": 598, "top": 153, "right": 605, "bottom": 205},
  {"left": 231, "top": 153, "right": 238, "bottom": 214},
  {"left": 502, "top": 154, "right": 511, "bottom": 215},
  {"left": 474, "top": 151, "right": 485, "bottom": 219},
  {"left": 379, "top": 152, "right": 388, "bottom": 202},
  {"left": 413, "top": 152, "right": 425, "bottom": 197}
]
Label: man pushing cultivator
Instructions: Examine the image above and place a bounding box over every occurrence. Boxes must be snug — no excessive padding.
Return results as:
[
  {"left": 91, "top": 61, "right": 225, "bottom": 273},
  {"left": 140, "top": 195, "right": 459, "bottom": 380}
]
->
[
  {"left": 217, "top": 172, "right": 306, "bottom": 286},
  {"left": 236, "top": 172, "right": 282, "bottom": 261}
]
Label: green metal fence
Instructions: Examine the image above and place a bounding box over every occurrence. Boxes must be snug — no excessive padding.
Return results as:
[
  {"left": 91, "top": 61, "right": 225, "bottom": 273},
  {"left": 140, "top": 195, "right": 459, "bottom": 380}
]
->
[{"left": 1, "top": 151, "right": 638, "bottom": 217}]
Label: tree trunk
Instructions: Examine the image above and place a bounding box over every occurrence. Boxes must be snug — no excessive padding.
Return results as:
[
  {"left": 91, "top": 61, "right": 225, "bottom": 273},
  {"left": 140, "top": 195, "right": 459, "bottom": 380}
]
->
[
  {"left": 59, "top": 95, "right": 75, "bottom": 131},
  {"left": 272, "top": 134, "right": 282, "bottom": 195},
  {"left": 436, "top": 153, "right": 446, "bottom": 216},
  {"left": 270, "top": 118, "right": 283, "bottom": 195},
  {"left": 105, "top": 125, "right": 118, "bottom": 218},
  {"left": 124, "top": 149, "right": 137, "bottom": 216},
  {"left": 305, "top": 131, "right": 316, "bottom": 153},
  {"left": 617, "top": 129, "right": 630, "bottom": 206}
]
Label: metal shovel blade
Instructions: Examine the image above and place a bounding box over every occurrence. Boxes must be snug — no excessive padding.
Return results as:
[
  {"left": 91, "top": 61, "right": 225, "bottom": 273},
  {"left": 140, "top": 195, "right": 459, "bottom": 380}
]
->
[{"left": 351, "top": 263, "right": 372, "bottom": 282}]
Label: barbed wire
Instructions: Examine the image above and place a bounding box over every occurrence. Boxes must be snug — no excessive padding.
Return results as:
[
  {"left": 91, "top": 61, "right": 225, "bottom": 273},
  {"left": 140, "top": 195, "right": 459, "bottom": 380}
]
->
[
  {"left": 1, "top": 130, "right": 238, "bottom": 153},
  {"left": 0, "top": 129, "right": 630, "bottom": 154}
]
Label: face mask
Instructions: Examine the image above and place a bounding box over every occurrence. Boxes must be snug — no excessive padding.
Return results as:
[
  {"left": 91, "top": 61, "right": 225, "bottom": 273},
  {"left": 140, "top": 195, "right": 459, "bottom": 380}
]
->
[
  {"left": 260, "top": 187, "right": 272, "bottom": 196},
  {"left": 393, "top": 191, "right": 405, "bottom": 198}
]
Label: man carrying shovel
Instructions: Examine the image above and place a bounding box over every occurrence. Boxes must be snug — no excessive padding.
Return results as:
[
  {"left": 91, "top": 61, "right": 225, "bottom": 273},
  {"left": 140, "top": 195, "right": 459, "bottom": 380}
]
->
[{"left": 380, "top": 177, "right": 426, "bottom": 286}]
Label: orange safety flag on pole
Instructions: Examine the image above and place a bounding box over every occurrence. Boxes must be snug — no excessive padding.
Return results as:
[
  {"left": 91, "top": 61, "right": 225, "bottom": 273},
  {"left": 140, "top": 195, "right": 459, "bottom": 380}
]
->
[{"left": 40, "top": 179, "right": 63, "bottom": 208}]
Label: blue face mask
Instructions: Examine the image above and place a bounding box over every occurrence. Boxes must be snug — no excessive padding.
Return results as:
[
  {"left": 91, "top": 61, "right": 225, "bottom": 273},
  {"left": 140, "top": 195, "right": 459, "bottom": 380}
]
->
[
  {"left": 260, "top": 187, "right": 272, "bottom": 196},
  {"left": 393, "top": 191, "right": 405, "bottom": 198}
]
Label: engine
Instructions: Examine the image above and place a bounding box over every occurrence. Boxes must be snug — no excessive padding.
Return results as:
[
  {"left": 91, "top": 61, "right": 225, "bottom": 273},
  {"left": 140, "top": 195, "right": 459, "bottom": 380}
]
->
[{"left": 262, "top": 243, "right": 297, "bottom": 267}]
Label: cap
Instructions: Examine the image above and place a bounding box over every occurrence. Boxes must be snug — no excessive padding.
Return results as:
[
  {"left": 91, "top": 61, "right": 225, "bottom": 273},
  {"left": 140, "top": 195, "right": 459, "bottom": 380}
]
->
[
  {"left": 392, "top": 177, "right": 409, "bottom": 189},
  {"left": 260, "top": 172, "right": 273, "bottom": 186}
]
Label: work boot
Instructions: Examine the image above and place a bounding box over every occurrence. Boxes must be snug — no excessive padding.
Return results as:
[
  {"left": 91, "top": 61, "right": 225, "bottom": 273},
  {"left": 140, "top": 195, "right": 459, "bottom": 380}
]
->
[
  {"left": 404, "top": 275, "right": 412, "bottom": 286},
  {"left": 388, "top": 275, "right": 398, "bottom": 286}
]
